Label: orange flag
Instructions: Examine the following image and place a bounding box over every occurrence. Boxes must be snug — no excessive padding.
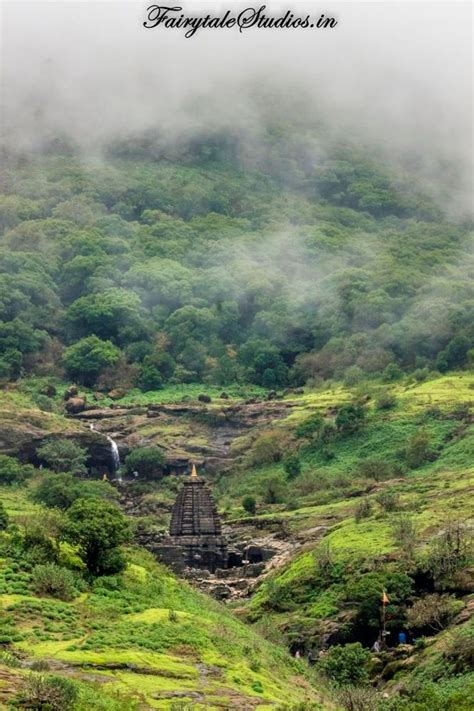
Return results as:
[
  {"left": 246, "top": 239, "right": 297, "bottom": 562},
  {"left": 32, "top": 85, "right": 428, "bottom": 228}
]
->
[{"left": 382, "top": 590, "right": 389, "bottom": 605}]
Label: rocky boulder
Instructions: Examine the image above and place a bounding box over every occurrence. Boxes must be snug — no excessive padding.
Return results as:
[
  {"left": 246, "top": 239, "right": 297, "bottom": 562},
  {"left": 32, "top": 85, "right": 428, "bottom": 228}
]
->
[{"left": 64, "top": 397, "right": 87, "bottom": 414}]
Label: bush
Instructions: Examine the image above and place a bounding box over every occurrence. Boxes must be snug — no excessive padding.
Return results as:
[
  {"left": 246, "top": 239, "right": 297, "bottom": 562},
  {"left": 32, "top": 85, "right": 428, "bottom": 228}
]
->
[
  {"left": 37, "top": 439, "right": 88, "bottom": 475},
  {"left": 282, "top": 453, "right": 301, "bottom": 479},
  {"left": 242, "top": 495, "right": 256, "bottom": 514},
  {"left": 356, "top": 458, "right": 400, "bottom": 482},
  {"left": 383, "top": 363, "right": 403, "bottom": 382},
  {"left": 344, "top": 365, "right": 364, "bottom": 386},
  {"left": 319, "top": 642, "right": 371, "bottom": 686},
  {"left": 354, "top": 498, "right": 372, "bottom": 522},
  {"left": 348, "top": 571, "right": 414, "bottom": 633},
  {"left": 423, "top": 522, "right": 472, "bottom": 588},
  {"left": 336, "top": 403, "right": 366, "bottom": 435},
  {"left": 376, "top": 489, "right": 400, "bottom": 512},
  {"left": 404, "top": 430, "right": 435, "bottom": 469},
  {"left": 0, "top": 455, "right": 34, "bottom": 485},
  {"left": 31, "top": 563, "right": 79, "bottom": 601},
  {"left": 0, "top": 502, "right": 8, "bottom": 531},
  {"left": 124, "top": 447, "right": 165, "bottom": 480},
  {"left": 259, "top": 473, "right": 288, "bottom": 504},
  {"left": 391, "top": 515, "right": 418, "bottom": 566},
  {"left": 406, "top": 594, "right": 461, "bottom": 632},
  {"left": 337, "top": 686, "right": 378, "bottom": 711},
  {"left": 246, "top": 430, "right": 287, "bottom": 466},
  {"left": 33, "top": 472, "right": 118, "bottom": 510},
  {"left": 295, "top": 413, "right": 324, "bottom": 439},
  {"left": 376, "top": 391, "right": 397, "bottom": 410},
  {"left": 444, "top": 627, "right": 474, "bottom": 673},
  {"left": 412, "top": 367, "right": 430, "bottom": 382},
  {"left": 16, "top": 673, "right": 78, "bottom": 711}
]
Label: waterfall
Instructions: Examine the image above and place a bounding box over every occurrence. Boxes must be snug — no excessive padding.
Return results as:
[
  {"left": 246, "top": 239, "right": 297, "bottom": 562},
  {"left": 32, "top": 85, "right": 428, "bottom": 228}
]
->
[{"left": 107, "top": 435, "right": 121, "bottom": 480}]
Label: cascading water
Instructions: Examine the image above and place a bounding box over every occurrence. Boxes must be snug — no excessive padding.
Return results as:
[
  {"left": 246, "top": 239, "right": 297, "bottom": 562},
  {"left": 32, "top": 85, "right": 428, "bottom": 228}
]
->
[{"left": 107, "top": 435, "right": 121, "bottom": 480}]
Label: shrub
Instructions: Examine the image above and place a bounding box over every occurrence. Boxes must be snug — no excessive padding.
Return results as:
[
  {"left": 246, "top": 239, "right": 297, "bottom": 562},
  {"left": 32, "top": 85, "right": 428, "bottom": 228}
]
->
[
  {"left": 37, "top": 439, "right": 88, "bottom": 475},
  {"left": 246, "top": 430, "right": 287, "bottom": 466},
  {"left": 444, "top": 626, "right": 474, "bottom": 673},
  {"left": 376, "top": 489, "right": 400, "bottom": 512},
  {"left": 259, "top": 473, "right": 288, "bottom": 504},
  {"left": 423, "top": 522, "right": 472, "bottom": 588},
  {"left": 0, "top": 502, "right": 8, "bottom": 531},
  {"left": 319, "top": 643, "right": 371, "bottom": 686},
  {"left": 404, "top": 430, "right": 435, "bottom": 469},
  {"left": 348, "top": 571, "right": 414, "bottom": 632},
  {"left": 124, "top": 447, "right": 165, "bottom": 480},
  {"left": 412, "top": 367, "right": 430, "bottom": 382},
  {"left": 355, "top": 498, "right": 372, "bottom": 522},
  {"left": 336, "top": 403, "right": 366, "bottom": 435},
  {"left": 33, "top": 394, "right": 55, "bottom": 412},
  {"left": 0, "top": 455, "right": 34, "bottom": 485},
  {"left": 242, "top": 495, "right": 256, "bottom": 514},
  {"left": 282, "top": 452, "right": 301, "bottom": 479},
  {"left": 383, "top": 363, "right": 403, "bottom": 382},
  {"left": 391, "top": 515, "right": 418, "bottom": 567},
  {"left": 295, "top": 413, "right": 324, "bottom": 439},
  {"left": 33, "top": 472, "right": 118, "bottom": 510},
  {"left": 16, "top": 673, "right": 78, "bottom": 711},
  {"left": 406, "top": 594, "right": 461, "bottom": 632},
  {"left": 337, "top": 686, "right": 378, "bottom": 711},
  {"left": 356, "top": 458, "right": 399, "bottom": 482},
  {"left": 376, "top": 391, "right": 397, "bottom": 410},
  {"left": 31, "top": 563, "right": 79, "bottom": 601},
  {"left": 344, "top": 365, "right": 364, "bottom": 386}
]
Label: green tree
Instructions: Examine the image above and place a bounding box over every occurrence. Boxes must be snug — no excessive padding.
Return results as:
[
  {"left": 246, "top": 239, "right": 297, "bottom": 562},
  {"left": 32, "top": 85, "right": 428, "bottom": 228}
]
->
[
  {"left": 124, "top": 447, "right": 165, "bottom": 480},
  {"left": 65, "top": 498, "right": 131, "bottom": 576},
  {"left": 0, "top": 455, "right": 34, "bottom": 484},
  {"left": 283, "top": 453, "right": 301, "bottom": 479},
  {"left": 33, "top": 472, "right": 118, "bottom": 510},
  {"left": 242, "top": 495, "right": 256, "bottom": 514},
  {"left": 37, "top": 439, "right": 88, "bottom": 475},
  {"left": 65, "top": 288, "right": 146, "bottom": 345},
  {"left": 436, "top": 335, "right": 471, "bottom": 372},
  {"left": 62, "top": 335, "right": 121, "bottom": 386},
  {"left": 319, "top": 642, "right": 371, "bottom": 686}
]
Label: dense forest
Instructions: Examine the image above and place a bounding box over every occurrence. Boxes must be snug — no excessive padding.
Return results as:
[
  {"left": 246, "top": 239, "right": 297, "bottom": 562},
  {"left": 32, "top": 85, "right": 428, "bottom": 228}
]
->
[{"left": 1, "top": 124, "right": 472, "bottom": 396}]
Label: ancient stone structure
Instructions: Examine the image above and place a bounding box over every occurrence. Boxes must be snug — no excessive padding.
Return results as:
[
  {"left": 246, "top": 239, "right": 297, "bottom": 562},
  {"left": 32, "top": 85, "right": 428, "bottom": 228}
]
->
[{"left": 156, "top": 465, "right": 229, "bottom": 573}]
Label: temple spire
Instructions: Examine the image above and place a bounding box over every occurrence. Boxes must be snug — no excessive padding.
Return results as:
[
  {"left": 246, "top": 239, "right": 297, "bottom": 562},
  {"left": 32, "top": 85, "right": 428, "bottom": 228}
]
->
[{"left": 191, "top": 463, "right": 198, "bottom": 478}]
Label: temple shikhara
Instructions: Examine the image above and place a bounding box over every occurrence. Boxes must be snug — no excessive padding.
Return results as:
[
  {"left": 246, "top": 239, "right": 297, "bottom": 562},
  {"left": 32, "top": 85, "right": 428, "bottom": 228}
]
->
[{"left": 157, "top": 464, "right": 229, "bottom": 573}]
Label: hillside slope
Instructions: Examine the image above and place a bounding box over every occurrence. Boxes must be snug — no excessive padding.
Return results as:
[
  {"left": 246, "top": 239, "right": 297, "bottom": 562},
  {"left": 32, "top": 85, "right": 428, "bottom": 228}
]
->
[{"left": 0, "top": 484, "right": 328, "bottom": 709}]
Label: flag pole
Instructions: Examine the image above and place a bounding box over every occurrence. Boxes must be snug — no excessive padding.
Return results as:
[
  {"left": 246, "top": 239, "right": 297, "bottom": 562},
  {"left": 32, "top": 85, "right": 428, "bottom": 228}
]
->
[{"left": 381, "top": 589, "right": 389, "bottom": 649}]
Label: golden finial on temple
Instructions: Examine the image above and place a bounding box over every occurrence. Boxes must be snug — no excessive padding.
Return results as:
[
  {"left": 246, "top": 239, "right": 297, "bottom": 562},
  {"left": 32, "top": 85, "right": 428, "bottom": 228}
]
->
[{"left": 191, "top": 463, "right": 198, "bottom": 478}]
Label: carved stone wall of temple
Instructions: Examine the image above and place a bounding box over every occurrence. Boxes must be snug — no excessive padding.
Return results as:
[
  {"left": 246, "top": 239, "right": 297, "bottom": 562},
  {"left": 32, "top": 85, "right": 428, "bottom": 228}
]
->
[{"left": 154, "top": 465, "right": 229, "bottom": 573}]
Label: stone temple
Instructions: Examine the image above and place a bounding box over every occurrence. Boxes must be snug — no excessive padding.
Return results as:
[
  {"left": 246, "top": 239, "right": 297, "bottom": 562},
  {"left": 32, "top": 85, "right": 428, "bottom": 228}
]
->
[{"left": 157, "top": 464, "right": 229, "bottom": 573}]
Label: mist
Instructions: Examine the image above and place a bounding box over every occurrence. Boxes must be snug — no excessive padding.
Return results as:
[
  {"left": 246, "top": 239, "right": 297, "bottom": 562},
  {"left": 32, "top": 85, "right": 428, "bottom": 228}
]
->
[{"left": 1, "top": 1, "right": 473, "bottom": 213}]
